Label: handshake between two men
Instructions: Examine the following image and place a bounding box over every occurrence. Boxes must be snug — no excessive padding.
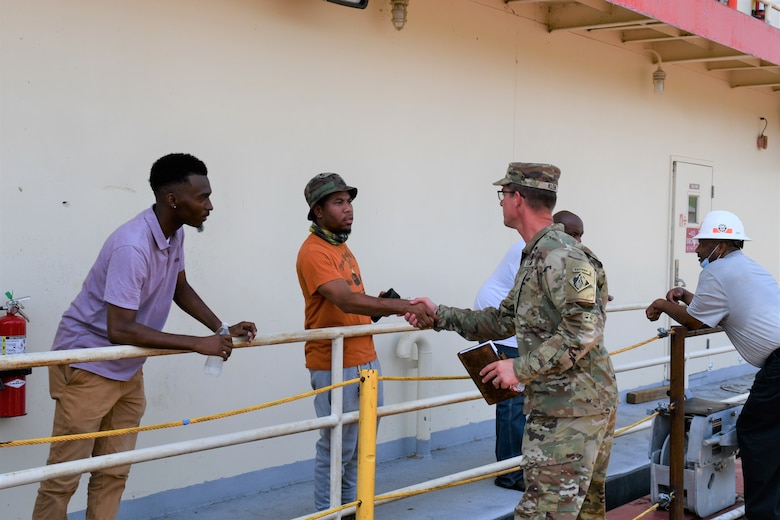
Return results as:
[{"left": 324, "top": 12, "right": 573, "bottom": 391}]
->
[{"left": 402, "top": 297, "right": 522, "bottom": 398}]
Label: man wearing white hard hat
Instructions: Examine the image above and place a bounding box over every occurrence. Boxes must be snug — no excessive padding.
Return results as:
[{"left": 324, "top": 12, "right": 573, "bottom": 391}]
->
[{"left": 646, "top": 210, "right": 780, "bottom": 520}]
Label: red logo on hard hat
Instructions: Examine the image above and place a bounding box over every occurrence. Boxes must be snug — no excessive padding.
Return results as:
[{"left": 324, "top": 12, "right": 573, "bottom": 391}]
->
[{"left": 714, "top": 225, "right": 733, "bottom": 234}]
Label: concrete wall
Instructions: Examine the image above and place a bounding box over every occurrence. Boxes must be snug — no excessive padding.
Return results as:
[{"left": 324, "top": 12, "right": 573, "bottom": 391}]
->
[{"left": 1, "top": 0, "right": 778, "bottom": 517}]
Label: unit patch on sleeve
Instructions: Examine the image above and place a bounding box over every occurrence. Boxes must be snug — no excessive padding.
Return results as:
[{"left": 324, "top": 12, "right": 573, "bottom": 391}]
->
[{"left": 565, "top": 259, "right": 596, "bottom": 305}]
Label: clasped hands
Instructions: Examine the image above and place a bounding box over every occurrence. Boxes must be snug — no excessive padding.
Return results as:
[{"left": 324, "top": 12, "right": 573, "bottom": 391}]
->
[
  {"left": 645, "top": 287, "right": 687, "bottom": 322},
  {"left": 402, "top": 298, "right": 521, "bottom": 389},
  {"left": 404, "top": 297, "right": 438, "bottom": 329}
]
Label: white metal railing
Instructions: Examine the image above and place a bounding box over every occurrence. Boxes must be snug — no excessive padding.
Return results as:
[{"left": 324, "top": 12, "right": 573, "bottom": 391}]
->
[
  {"left": 0, "top": 304, "right": 743, "bottom": 519},
  {"left": 0, "top": 303, "right": 650, "bottom": 372}
]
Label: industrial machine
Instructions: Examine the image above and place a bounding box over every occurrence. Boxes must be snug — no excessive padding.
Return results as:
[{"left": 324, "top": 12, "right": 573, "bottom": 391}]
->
[{"left": 649, "top": 397, "right": 742, "bottom": 517}]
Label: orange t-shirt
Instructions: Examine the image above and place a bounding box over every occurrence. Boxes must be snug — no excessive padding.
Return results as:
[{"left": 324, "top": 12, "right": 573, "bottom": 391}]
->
[{"left": 296, "top": 234, "right": 376, "bottom": 370}]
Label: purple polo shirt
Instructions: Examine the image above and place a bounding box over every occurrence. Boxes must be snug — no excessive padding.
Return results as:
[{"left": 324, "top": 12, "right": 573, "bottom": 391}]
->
[{"left": 52, "top": 207, "right": 185, "bottom": 381}]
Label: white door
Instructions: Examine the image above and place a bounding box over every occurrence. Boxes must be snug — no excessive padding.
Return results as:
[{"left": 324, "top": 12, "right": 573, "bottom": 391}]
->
[
  {"left": 670, "top": 159, "right": 712, "bottom": 295},
  {"left": 669, "top": 159, "right": 735, "bottom": 378}
]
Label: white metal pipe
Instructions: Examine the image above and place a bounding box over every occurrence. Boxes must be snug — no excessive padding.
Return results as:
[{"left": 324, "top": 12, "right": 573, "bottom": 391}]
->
[
  {"left": 377, "top": 456, "right": 523, "bottom": 505},
  {"left": 1, "top": 303, "right": 658, "bottom": 371},
  {"left": 375, "top": 391, "right": 481, "bottom": 417},
  {"left": 415, "top": 335, "right": 433, "bottom": 457},
  {"left": 612, "top": 345, "right": 736, "bottom": 373},
  {"left": 614, "top": 354, "right": 673, "bottom": 373},
  {"left": 290, "top": 456, "right": 526, "bottom": 520},
  {"left": 0, "top": 415, "right": 338, "bottom": 489},
  {"left": 0, "top": 390, "right": 480, "bottom": 490},
  {"left": 687, "top": 345, "right": 735, "bottom": 359},
  {"left": 606, "top": 303, "right": 652, "bottom": 312},
  {"left": 328, "top": 335, "right": 345, "bottom": 512},
  {"left": 708, "top": 505, "right": 745, "bottom": 520},
  {"left": 395, "top": 331, "right": 434, "bottom": 458},
  {"left": 0, "top": 322, "right": 418, "bottom": 371}
]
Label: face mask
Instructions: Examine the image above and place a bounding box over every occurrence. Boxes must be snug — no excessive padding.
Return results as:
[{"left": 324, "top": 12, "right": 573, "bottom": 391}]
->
[{"left": 700, "top": 245, "right": 720, "bottom": 269}]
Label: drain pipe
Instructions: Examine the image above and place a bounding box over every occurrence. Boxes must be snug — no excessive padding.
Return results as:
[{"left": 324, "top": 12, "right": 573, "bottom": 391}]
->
[{"left": 396, "top": 331, "right": 433, "bottom": 458}]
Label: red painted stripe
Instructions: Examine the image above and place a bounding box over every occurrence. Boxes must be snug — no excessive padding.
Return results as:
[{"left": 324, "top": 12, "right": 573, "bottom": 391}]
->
[{"left": 610, "top": 0, "right": 780, "bottom": 66}]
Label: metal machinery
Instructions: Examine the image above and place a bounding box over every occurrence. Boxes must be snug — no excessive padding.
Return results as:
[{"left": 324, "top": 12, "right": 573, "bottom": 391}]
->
[{"left": 649, "top": 397, "right": 742, "bottom": 517}]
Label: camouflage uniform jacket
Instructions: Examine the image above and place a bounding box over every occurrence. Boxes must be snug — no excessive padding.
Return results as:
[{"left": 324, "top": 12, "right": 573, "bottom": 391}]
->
[{"left": 437, "top": 223, "right": 618, "bottom": 418}]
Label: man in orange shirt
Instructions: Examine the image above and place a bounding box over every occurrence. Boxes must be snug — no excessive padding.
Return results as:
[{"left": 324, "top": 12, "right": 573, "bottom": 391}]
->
[{"left": 296, "top": 173, "right": 435, "bottom": 514}]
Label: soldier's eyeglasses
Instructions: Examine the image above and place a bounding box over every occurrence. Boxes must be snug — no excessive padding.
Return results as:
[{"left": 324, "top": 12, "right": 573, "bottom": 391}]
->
[{"left": 497, "top": 190, "right": 515, "bottom": 201}]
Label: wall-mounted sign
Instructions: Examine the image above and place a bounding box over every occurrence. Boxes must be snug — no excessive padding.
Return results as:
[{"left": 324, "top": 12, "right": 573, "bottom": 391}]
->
[{"left": 686, "top": 227, "right": 699, "bottom": 253}]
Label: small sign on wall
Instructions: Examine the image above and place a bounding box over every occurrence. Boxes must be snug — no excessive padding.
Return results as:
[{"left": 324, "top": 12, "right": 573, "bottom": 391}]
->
[{"left": 686, "top": 227, "right": 699, "bottom": 253}]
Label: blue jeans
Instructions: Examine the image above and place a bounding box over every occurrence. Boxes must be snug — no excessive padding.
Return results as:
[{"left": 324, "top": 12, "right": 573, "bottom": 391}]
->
[
  {"left": 495, "top": 343, "right": 526, "bottom": 487},
  {"left": 310, "top": 360, "right": 383, "bottom": 511}
]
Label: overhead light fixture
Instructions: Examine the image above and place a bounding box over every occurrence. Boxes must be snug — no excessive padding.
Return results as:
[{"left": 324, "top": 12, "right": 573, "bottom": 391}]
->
[
  {"left": 653, "top": 65, "right": 666, "bottom": 95},
  {"left": 390, "top": 0, "right": 409, "bottom": 31},
  {"left": 645, "top": 50, "right": 666, "bottom": 96},
  {"left": 325, "top": 0, "right": 369, "bottom": 8}
]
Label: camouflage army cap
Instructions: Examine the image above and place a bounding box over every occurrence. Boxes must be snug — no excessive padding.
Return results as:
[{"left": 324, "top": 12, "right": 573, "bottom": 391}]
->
[
  {"left": 304, "top": 172, "right": 358, "bottom": 220},
  {"left": 492, "top": 163, "right": 560, "bottom": 193}
]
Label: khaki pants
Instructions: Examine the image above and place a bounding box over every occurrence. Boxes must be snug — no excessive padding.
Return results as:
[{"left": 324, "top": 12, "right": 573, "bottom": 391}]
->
[{"left": 32, "top": 365, "right": 146, "bottom": 520}]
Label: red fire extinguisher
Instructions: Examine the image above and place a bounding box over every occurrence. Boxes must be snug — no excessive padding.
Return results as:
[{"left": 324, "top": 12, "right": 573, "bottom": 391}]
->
[
  {"left": 753, "top": 1, "right": 766, "bottom": 20},
  {"left": 1, "top": 292, "right": 32, "bottom": 417}
]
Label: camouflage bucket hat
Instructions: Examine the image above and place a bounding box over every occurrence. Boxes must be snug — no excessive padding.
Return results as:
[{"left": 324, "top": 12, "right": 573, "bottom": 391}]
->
[
  {"left": 304, "top": 172, "right": 358, "bottom": 220},
  {"left": 493, "top": 162, "right": 560, "bottom": 192}
]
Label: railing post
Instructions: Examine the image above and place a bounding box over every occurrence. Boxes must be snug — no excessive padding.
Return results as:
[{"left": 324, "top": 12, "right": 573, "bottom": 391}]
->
[
  {"left": 330, "top": 335, "right": 345, "bottom": 513},
  {"left": 356, "top": 369, "right": 378, "bottom": 520},
  {"left": 669, "top": 326, "right": 687, "bottom": 520}
]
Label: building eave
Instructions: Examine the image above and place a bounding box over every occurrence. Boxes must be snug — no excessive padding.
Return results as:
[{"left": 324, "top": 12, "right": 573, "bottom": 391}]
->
[{"left": 506, "top": 0, "right": 780, "bottom": 93}]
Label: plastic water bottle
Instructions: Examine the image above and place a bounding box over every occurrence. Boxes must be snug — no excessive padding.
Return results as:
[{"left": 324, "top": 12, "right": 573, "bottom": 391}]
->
[{"left": 203, "top": 322, "right": 230, "bottom": 376}]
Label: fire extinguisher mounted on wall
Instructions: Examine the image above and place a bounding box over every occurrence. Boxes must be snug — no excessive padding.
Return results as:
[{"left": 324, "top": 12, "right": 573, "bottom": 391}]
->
[
  {"left": 753, "top": 0, "right": 767, "bottom": 20},
  {"left": 0, "top": 291, "right": 32, "bottom": 417}
]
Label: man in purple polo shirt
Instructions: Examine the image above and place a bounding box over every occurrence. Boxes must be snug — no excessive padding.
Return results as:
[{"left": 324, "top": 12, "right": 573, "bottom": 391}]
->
[{"left": 33, "top": 153, "right": 257, "bottom": 520}]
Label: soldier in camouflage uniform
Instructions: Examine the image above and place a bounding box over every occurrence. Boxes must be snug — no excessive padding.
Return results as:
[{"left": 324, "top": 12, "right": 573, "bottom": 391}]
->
[{"left": 408, "top": 163, "right": 618, "bottom": 520}]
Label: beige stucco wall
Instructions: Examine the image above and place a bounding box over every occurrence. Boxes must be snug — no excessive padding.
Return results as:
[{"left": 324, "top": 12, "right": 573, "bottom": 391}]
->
[{"left": 1, "top": 0, "right": 778, "bottom": 517}]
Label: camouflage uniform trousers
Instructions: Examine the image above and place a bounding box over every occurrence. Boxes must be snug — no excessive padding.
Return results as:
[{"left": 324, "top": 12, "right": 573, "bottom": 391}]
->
[{"left": 514, "top": 410, "right": 617, "bottom": 520}]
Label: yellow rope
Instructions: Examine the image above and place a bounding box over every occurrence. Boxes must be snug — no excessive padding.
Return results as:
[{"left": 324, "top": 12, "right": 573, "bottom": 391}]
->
[
  {"left": 302, "top": 501, "right": 359, "bottom": 520},
  {"left": 610, "top": 328, "right": 673, "bottom": 357},
  {"left": 376, "top": 466, "right": 520, "bottom": 502},
  {"left": 300, "top": 464, "right": 656, "bottom": 520},
  {"left": 0, "top": 375, "right": 484, "bottom": 449},
  {"left": 631, "top": 502, "right": 660, "bottom": 519},
  {"left": 0, "top": 378, "right": 361, "bottom": 448},
  {"left": 615, "top": 411, "right": 660, "bottom": 437}
]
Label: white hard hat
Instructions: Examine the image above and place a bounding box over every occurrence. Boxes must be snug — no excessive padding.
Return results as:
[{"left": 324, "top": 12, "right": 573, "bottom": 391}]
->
[{"left": 694, "top": 210, "right": 751, "bottom": 241}]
